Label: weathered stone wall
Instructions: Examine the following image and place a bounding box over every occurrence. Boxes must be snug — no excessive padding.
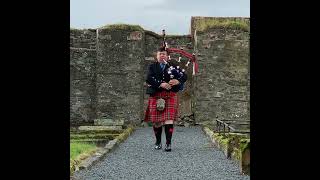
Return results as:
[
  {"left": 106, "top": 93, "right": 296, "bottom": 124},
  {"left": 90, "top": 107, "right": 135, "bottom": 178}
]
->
[
  {"left": 70, "top": 29, "right": 97, "bottom": 125},
  {"left": 96, "top": 27, "right": 145, "bottom": 123},
  {"left": 192, "top": 17, "right": 250, "bottom": 123},
  {"left": 70, "top": 29, "right": 97, "bottom": 49}
]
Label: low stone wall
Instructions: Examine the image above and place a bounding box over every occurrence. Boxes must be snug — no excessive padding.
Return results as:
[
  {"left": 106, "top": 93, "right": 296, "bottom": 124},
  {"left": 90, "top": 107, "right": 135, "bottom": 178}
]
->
[
  {"left": 70, "top": 126, "right": 135, "bottom": 175},
  {"left": 202, "top": 126, "right": 250, "bottom": 175}
]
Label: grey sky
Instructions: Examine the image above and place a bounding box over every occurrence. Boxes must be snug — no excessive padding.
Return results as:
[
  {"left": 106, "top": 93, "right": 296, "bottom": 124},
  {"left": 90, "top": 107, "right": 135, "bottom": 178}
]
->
[{"left": 70, "top": 0, "right": 250, "bottom": 35}]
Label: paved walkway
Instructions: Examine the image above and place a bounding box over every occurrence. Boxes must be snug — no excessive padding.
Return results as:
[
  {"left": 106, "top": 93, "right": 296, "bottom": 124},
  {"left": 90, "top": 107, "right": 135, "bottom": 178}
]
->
[{"left": 72, "top": 126, "right": 250, "bottom": 180}]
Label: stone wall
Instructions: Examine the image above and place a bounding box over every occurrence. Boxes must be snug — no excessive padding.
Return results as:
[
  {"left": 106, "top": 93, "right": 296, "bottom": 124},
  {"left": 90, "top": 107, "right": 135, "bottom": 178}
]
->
[
  {"left": 192, "top": 17, "right": 250, "bottom": 123},
  {"left": 70, "top": 29, "right": 96, "bottom": 49},
  {"left": 70, "top": 29, "right": 97, "bottom": 125},
  {"left": 70, "top": 17, "right": 250, "bottom": 126},
  {"left": 95, "top": 27, "right": 145, "bottom": 123}
]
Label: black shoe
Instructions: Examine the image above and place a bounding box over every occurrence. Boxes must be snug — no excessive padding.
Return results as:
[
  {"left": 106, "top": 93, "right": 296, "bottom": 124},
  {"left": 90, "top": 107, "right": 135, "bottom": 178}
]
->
[
  {"left": 154, "top": 143, "right": 162, "bottom": 150},
  {"left": 164, "top": 144, "right": 171, "bottom": 152}
]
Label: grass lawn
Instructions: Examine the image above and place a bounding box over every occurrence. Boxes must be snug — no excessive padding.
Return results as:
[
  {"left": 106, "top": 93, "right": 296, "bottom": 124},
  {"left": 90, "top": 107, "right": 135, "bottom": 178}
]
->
[{"left": 70, "top": 142, "right": 97, "bottom": 160}]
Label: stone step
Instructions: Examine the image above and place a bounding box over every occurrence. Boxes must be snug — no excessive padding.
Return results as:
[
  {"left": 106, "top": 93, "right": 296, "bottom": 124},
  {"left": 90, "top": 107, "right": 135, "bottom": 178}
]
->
[
  {"left": 70, "top": 133, "right": 120, "bottom": 140},
  {"left": 94, "top": 118, "right": 124, "bottom": 126},
  {"left": 78, "top": 126, "right": 123, "bottom": 131},
  {"left": 70, "top": 129, "right": 123, "bottom": 134}
]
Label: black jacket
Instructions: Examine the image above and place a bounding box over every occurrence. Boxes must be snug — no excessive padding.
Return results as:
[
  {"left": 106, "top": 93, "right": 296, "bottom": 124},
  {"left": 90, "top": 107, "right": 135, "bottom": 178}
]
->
[{"left": 146, "top": 61, "right": 187, "bottom": 95}]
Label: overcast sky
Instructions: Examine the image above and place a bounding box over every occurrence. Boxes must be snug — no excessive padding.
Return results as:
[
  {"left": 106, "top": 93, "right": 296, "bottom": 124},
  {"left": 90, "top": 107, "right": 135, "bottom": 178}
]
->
[{"left": 70, "top": 0, "right": 250, "bottom": 35}]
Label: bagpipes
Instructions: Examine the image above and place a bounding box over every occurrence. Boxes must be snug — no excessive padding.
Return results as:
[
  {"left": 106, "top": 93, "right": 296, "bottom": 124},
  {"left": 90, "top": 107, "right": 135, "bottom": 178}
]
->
[
  {"left": 160, "top": 29, "right": 199, "bottom": 91},
  {"left": 161, "top": 29, "right": 198, "bottom": 76},
  {"left": 146, "top": 29, "right": 199, "bottom": 94}
]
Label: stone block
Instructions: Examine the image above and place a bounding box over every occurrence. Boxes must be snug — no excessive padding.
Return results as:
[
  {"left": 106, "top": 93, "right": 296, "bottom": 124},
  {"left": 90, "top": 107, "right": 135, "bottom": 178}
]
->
[
  {"left": 78, "top": 126, "right": 123, "bottom": 131},
  {"left": 240, "top": 146, "right": 250, "bottom": 175},
  {"left": 94, "top": 118, "right": 124, "bottom": 126}
]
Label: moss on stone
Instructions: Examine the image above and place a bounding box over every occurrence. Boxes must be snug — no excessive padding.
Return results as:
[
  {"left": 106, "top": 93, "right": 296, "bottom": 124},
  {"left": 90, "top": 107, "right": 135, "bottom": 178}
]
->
[
  {"left": 202, "top": 120, "right": 215, "bottom": 126},
  {"left": 212, "top": 132, "right": 229, "bottom": 149},
  {"left": 240, "top": 138, "right": 250, "bottom": 152},
  {"left": 166, "top": 35, "right": 191, "bottom": 38},
  {"left": 70, "top": 139, "right": 110, "bottom": 143},
  {"left": 144, "top": 30, "right": 161, "bottom": 38},
  {"left": 116, "top": 133, "right": 125, "bottom": 142},
  {"left": 220, "top": 137, "right": 229, "bottom": 150},
  {"left": 70, "top": 159, "right": 76, "bottom": 174},
  {"left": 71, "top": 130, "right": 124, "bottom": 135},
  {"left": 213, "top": 133, "right": 222, "bottom": 142},
  {"left": 220, "top": 137, "right": 229, "bottom": 144},
  {"left": 205, "top": 126, "right": 250, "bottom": 163},
  {"left": 144, "top": 29, "right": 191, "bottom": 38},
  {"left": 115, "top": 126, "right": 134, "bottom": 142},
  {"left": 99, "top": 24, "right": 144, "bottom": 31},
  {"left": 227, "top": 133, "right": 249, "bottom": 139},
  {"left": 70, "top": 133, "right": 119, "bottom": 140},
  {"left": 231, "top": 148, "right": 241, "bottom": 160},
  {"left": 70, "top": 27, "right": 96, "bottom": 32},
  {"left": 195, "top": 19, "right": 249, "bottom": 32},
  {"left": 212, "top": 132, "right": 220, "bottom": 138}
]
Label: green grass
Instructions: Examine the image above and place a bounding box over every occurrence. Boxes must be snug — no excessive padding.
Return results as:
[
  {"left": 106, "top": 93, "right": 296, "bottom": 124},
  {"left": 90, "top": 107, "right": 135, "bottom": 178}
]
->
[
  {"left": 70, "top": 142, "right": 97, "bottom": 160},
  {"left": 99, "top": 24, "right": 144, "bottom": 31},
  {"left": 70, "top": 27, "right": 94, "bottom": 31},
  {"left": 195, "top": 18, "right": 249, "bottom": 32}
]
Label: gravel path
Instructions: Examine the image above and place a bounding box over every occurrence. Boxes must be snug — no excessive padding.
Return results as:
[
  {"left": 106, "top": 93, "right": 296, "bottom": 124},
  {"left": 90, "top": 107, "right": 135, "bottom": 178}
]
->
[{"left": 72, "top": 126, "right": 250, "bottom": 180}]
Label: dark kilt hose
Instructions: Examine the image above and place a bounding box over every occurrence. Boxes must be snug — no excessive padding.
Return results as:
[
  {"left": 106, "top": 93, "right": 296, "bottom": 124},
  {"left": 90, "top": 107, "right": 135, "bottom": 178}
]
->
[{"left": 144, "top": 61, "right": 187, "bottom": 125}]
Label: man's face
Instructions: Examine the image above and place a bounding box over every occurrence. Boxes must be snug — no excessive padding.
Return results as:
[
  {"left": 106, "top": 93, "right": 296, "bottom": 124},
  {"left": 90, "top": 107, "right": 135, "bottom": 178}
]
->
[{"left": 157, "top": 51, "right": 168, "bottom": 63}]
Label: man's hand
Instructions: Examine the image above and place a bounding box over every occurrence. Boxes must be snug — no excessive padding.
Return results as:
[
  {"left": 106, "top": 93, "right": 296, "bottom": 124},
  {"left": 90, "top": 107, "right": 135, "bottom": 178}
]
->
[
  {"left": 160, "top": 82, "right": 172, "bottom": 90},
  {"left": 169, "top": 79, "right": 180, "bottom": 86}
]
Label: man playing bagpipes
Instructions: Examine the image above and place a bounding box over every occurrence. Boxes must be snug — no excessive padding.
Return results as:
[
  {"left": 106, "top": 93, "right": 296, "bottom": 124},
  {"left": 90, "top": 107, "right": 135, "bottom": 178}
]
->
[{"left": 144, "top": 29, "right": 198, "bottom": 152}]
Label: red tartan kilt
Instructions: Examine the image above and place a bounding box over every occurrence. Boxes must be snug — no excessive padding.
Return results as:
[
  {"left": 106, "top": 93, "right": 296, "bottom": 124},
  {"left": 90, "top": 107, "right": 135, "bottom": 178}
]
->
[{"left": 144, "top": 91, "right": 179, "bottom": 123}]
